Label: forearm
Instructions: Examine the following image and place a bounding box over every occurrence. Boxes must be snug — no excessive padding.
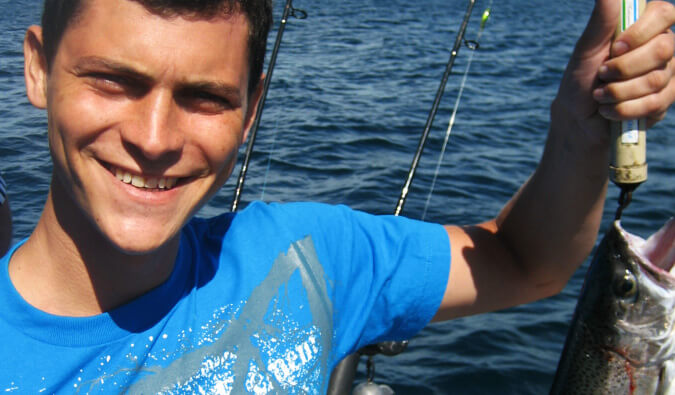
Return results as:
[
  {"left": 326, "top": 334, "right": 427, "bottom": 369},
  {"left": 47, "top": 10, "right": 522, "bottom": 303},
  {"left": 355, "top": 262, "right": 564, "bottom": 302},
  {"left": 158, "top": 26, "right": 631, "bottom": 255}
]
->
[
  {"left": 435, "top": 108, "right": 611, "bottom": 321},
  {"left": 496, "top": 101, "right": 610, "bottom": 289}
]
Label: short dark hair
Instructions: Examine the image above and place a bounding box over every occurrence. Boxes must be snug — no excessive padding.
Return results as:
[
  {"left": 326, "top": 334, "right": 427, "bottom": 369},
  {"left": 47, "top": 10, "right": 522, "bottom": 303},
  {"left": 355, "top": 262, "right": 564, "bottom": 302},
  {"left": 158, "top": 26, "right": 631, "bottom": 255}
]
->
[{"left": 41, "top": 0, "right": 272, "bottom": 94}]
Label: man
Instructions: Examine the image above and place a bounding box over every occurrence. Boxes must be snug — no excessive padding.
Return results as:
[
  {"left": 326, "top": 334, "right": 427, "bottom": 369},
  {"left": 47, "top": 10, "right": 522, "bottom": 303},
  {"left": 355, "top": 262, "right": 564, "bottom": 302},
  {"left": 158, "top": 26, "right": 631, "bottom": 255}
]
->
[
  {"left": 0, "top": 174, "right": 10, "bottom": 256},
  {"left": 1, "top": 0, "right": 674, "bottom": 392}
]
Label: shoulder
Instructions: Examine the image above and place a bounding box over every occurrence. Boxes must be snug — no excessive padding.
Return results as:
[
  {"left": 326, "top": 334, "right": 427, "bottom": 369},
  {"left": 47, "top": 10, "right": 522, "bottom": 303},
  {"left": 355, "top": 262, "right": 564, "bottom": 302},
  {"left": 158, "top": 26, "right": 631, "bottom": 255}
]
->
[
  {"left": 221, "top": 201, "right": 359, "bottom": 237},
  {"left": 181, "top": 200, "right": 449, "bottom": 272},
  {"left": 180, "top": 201, "right": 356, "bottom": 262},
  {"left": 185, "top": 201, "right": 350, "bottom": 236}
]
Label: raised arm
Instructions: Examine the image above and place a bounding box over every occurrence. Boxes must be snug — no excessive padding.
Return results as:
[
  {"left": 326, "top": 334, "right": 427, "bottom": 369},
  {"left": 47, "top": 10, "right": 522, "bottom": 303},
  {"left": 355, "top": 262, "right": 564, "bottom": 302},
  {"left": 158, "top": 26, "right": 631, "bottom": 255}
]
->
[{"left": 434, "top": 0, "right": 675, "bottom": 321}]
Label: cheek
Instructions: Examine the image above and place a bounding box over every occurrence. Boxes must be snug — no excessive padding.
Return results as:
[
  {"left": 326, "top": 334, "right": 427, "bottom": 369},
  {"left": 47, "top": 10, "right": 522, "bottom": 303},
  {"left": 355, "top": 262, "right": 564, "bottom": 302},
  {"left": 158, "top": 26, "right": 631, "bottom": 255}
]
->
[
  {"left": 189, "top": 114, "right": 245, "bottom": 173},
  {"left": 47, "top": 87, "right": 116, "bottom": 152}
]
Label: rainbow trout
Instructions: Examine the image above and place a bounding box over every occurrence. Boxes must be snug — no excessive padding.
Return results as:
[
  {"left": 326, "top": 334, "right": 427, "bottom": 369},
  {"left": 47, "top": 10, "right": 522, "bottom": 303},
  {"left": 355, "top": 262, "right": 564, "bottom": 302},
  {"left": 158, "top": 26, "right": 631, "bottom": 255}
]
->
[{"left": 551, "top": 219, "right": 675, "bottom": 394}]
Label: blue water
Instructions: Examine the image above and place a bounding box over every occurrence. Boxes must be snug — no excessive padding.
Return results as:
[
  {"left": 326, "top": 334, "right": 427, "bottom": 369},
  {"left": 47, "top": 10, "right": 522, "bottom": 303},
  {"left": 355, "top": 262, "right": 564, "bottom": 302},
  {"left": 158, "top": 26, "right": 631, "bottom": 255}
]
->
[{"left": 1, "top": 0, "right": 673, "bottom": 393}]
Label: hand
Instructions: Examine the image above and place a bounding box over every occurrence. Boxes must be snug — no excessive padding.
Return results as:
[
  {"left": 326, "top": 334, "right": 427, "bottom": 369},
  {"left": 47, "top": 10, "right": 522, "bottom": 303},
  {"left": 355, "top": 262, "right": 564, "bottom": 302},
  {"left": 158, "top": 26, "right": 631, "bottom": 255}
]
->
[{"left": 553, "top": 0, "right": 675, "bottom": 145}]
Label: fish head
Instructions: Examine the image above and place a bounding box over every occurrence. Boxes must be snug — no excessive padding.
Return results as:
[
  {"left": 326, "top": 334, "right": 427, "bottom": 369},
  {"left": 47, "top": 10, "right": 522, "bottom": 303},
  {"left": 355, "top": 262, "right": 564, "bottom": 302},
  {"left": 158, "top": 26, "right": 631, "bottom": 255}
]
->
[
  {"left": 551, "top": 218, "right": 675, "bottom": 394},
  {"left": 585, "top": 218, "right": 675, "bottom": 366}
]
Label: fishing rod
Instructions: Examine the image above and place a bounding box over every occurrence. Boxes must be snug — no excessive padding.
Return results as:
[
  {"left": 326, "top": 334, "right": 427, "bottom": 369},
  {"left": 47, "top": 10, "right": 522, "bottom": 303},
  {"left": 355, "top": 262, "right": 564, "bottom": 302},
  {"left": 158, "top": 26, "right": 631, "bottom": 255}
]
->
[
  {"left": 393, "top": 0, "right": 477, "bottom": 216},
  {"left": 421, "top": 6, "right": 491, "bottom": 220},
  {"left": 328, "top": 3, "right": 493, "bottom": 394},
  {"left": 230, "top": 0, "right": 307, "bottom": 212}
]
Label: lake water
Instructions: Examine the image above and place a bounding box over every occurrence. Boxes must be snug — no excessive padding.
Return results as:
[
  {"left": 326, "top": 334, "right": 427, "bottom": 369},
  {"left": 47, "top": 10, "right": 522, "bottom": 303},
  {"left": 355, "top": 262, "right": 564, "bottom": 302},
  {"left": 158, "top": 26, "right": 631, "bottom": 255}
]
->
[{"left": 1, "top": 0, "right": 673, "bottom": 393}]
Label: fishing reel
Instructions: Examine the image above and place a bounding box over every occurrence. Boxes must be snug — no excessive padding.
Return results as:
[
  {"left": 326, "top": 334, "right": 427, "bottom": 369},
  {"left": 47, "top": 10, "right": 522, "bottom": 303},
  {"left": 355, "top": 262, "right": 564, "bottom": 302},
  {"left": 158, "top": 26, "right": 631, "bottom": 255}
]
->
[
  {"left": 351, "top": 342, "right": 406, "bottom": 395},
  {"left": 361, "top": 341, "right": 408, "bottom": 356},
  {"left": 351, "top": 351, "right": 395, "bottom": 395}
]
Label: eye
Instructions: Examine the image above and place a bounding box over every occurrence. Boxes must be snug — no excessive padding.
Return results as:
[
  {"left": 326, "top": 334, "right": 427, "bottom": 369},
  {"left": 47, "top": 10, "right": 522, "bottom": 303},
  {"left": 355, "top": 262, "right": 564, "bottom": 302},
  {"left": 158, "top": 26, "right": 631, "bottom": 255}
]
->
[
  {"left": 177, "top": 90, "right": 234, "bottom": 113},
  {"left": 613, "top": 269, "right": 638, "bottom": 299},
  {"left": 88, "top": 73, "right": 126, "bottom": 89},
  {"left": 86, "top": 73, "right": 146, "bottom": 97}
]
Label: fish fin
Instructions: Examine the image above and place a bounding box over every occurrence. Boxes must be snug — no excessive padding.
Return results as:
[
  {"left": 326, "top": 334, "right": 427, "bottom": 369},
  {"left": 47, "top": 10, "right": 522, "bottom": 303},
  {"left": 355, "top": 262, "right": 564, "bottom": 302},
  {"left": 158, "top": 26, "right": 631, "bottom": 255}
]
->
[{"left": 658, "top": 360, "right": 675, "bottom": 395}]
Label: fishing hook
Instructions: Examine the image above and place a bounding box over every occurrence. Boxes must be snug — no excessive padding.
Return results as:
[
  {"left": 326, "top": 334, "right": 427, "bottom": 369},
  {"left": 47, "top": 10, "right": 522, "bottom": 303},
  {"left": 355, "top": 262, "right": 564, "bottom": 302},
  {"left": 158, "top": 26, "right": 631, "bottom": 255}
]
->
[{"left": 615, "top": 188, "right": 634, "bottom": 221}]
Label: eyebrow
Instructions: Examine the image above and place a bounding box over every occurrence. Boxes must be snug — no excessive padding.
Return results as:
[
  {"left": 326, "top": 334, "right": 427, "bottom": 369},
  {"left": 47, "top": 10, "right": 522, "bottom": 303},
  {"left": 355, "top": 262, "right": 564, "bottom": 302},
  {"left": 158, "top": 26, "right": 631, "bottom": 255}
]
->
[
  {"left": 73, "top": 56, "right": 153, "bottom": 83},
  {"left": 73, "top": 56, "right": 244, "bottom": 104},
  {"left": 179, "top": 81, "right": 243, "bottom": 104}
]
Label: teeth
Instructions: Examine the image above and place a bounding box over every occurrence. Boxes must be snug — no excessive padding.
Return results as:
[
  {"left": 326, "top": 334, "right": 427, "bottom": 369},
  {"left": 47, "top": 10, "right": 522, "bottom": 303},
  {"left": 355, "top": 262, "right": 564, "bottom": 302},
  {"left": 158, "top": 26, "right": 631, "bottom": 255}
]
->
[
  {"left": 111, "top": 167, "right": 178, "bottom": 190},
  {"left": 131, "top": 175, "right": 145, "bottom": 187},
  {"left": 145, "top": 178, "right": 158, "bottom": 188}
]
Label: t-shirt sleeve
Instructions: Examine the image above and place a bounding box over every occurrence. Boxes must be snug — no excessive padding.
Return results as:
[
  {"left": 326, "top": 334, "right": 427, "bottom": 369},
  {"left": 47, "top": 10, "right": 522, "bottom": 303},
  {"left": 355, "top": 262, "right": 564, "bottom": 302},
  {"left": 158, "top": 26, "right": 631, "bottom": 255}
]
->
[{"left": 266, "top": 202, "right": 451, "bottom": 361}]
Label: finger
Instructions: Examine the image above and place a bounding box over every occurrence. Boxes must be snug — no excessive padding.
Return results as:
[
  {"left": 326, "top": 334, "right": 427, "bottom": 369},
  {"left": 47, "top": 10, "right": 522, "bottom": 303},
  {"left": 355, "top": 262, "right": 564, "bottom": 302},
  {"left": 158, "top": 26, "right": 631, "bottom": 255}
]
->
[
  {"left": 594, "top": 62, "right": 672, "bottom": 103},
  {"left": 600, "top": 31, "right": 675, "bottom": 81},
  {"left": 557, "top": 0, "right": 621, "bottom": 118},
  {"left": 570, "top": 0, "right": 619, "bottom": 60},
  {"left": 598, "top": 72, "right": 675, "bottom": 120},
  {"left": 614, "top": 1, "right": 675, "bottom": 57}
]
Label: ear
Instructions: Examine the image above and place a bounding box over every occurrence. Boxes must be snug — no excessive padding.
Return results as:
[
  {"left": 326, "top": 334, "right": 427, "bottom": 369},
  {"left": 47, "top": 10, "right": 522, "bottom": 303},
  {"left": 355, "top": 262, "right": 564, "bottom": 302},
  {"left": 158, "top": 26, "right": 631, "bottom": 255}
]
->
[
  {"left": 241, "top": 73, "right": 266, "bottom": 144},
  {"left": 24, "top": 25, "right": 48, "bottom": 109}
]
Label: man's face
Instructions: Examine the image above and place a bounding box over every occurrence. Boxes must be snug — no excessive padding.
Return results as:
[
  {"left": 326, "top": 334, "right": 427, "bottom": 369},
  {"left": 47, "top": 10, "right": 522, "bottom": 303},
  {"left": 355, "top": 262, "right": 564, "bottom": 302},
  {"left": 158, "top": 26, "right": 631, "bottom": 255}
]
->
[{"left": 27, "top": 0, "right": 259, "bottom": 253}]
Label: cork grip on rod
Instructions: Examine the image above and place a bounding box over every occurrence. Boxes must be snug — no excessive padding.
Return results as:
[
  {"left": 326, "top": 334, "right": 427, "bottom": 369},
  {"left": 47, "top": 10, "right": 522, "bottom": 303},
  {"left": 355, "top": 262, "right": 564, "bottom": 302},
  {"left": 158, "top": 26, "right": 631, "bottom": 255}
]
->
[{"left": 609, "top": 0, "right": 647, "bottom": 187}]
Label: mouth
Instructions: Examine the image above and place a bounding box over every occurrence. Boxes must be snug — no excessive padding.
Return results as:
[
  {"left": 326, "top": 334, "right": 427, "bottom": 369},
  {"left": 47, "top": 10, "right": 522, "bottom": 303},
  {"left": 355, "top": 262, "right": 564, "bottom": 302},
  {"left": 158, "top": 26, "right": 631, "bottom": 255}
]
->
[
  {"left": 109, "top": 165, "right": 180, "bottom": 191},
  {"left": 621, "top": 218, "right": 675, "bottom": 278}
]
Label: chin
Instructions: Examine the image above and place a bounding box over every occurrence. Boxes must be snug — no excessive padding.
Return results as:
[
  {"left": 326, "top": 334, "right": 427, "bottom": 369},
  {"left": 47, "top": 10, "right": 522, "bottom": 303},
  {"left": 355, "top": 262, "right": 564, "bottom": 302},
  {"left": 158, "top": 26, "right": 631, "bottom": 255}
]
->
[
  {"left": 112, "top": 239, "right": 169, "bottom": 256},
  {"left": 101, "top": 220, "right": 181, "bottom": 256}
]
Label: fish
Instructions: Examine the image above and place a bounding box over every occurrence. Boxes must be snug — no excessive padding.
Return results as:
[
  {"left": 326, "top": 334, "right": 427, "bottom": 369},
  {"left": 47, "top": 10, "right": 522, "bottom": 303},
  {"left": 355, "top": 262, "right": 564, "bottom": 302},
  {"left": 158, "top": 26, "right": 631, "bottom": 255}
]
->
[{"left": 550, "top": 218, "right": 675, "bottom": 394}]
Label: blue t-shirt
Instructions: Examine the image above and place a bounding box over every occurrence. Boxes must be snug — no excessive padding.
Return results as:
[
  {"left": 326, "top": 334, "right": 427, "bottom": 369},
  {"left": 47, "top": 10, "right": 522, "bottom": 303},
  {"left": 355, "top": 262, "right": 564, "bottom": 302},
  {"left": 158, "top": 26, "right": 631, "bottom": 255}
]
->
[{"left": 0, "top": 201, "right": 450, "bottom": 394}]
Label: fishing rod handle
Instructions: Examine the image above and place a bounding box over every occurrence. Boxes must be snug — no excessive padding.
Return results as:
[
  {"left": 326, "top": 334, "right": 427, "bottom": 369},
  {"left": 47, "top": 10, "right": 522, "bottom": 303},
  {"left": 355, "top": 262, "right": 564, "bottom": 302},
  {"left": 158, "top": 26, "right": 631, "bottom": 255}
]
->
[{"left": 609, "top": 0, "right": 647, "bottom": 187}]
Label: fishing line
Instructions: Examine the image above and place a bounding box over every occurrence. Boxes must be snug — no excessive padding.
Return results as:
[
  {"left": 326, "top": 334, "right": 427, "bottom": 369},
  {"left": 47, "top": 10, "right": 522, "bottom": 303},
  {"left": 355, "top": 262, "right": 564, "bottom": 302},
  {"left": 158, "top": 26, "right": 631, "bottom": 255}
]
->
[
  {"left": 421, "top": 5, "right": 492, "bottom": 221},
  {"left": 230, "top": 0, "right": 307, "bottom": 212},
  {"left": 259, "top": 115, "right": 281, "bottom": 201},
  {"left": 394, "top": 0, "right": 477, "bottom": 216}
]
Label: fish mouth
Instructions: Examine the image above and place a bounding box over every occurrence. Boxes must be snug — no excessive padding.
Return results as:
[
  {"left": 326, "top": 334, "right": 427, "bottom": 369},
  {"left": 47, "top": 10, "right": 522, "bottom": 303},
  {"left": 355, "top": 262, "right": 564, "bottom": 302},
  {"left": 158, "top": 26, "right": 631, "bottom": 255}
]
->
[
  {"left": 602, "top": 346, "right": 645, "bottom": 367},
  {"left": 619, "top": 218, "right": 675, "bottom": 280}
]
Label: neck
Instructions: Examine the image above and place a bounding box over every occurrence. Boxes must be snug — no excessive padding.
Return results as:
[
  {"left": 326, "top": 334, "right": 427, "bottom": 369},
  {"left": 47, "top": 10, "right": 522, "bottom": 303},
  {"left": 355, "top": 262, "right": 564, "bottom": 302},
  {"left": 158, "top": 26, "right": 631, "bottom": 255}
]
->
[{"left": 9, "top": 182, "right": 180, "bottom": 317}]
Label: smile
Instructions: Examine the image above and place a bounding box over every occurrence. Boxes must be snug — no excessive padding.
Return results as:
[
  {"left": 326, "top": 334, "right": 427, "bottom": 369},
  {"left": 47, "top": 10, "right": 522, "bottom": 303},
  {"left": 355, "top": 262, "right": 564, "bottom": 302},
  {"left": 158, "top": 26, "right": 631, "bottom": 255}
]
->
[{"left": 112, "top": 166, "right": 178, "bottom": 190}]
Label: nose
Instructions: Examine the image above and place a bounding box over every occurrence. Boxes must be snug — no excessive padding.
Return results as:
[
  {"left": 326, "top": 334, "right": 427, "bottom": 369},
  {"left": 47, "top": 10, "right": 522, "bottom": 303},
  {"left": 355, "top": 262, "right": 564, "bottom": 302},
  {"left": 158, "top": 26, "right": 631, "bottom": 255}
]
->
[{"left": 121, "top": 89, "right": 184, "bottom": 162}]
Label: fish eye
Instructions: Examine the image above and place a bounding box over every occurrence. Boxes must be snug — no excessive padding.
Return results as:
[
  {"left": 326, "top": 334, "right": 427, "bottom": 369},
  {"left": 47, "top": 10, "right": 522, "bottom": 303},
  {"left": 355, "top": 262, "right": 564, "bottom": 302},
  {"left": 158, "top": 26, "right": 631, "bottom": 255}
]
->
[{"left": 613, "top": 270, "right": 638, "bottom": 299}]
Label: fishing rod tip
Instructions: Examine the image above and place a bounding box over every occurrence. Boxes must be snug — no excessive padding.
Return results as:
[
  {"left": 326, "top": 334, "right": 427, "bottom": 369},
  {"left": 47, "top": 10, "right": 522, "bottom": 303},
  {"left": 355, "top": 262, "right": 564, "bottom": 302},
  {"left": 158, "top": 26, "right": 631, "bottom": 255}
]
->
[{"left": 480, "top": 8, "right": 491, "bottom": 29}]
